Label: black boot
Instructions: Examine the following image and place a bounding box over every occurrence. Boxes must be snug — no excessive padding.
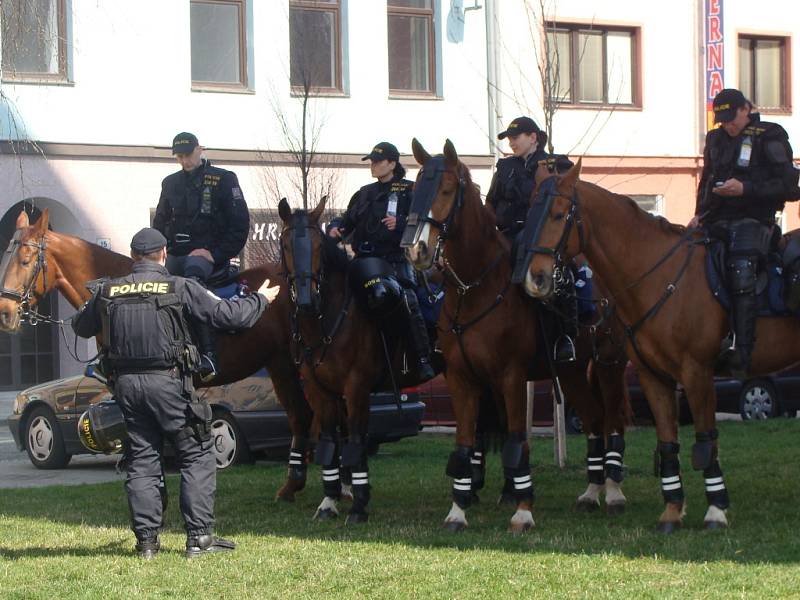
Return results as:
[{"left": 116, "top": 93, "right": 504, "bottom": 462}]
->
[
  {"left": 404, "top": 289, "right": 435, "bottom": 382},
  {"left": 554, "top": 271, "right": 578, "bottom": 363},
  {"left": 726, "top": 292, "right": 758, "bottom": 380},
  {"left": 135, "top": 535, "right": 160, "bottom": 559},
  {"left": 193, "top": 320, "right": 218, "bottom": 383},
  {"left": 185, "top": 534, "right": 236, "bottom": 558}
]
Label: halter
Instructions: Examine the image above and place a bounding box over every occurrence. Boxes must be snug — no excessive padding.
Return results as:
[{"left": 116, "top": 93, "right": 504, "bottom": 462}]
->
[{"left": 0, "top": 230, "right": 54, "bottom": 325}]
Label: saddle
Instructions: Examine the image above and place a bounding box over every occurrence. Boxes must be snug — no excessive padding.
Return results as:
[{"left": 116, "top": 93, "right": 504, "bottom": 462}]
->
[{"left": 704, "top": 233, "right": 800, "bottom": 316}]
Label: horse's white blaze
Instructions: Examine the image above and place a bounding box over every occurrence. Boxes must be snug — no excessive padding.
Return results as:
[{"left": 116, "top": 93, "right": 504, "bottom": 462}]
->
[
  {"left": 703, "top": 504, "right": 728, "bottom": 527},
  {"left": 604, "top": 478, "right": 627, "bottom": 506},
  {"left": 444, "top": 502, "right": 468, "bottom": 527},
  {"left": 524, "top": 269, "right": 540, "bottom": 298},
  {"left": 407, "top": 214, "right": 433, "bottom": 268},
  {"left": 313, "top": 496, "right": 339, "bottom": 519},
  {"left": 340, "top": 484, "right": 354, "bottom": 502},
  {"left": 510, "top": 508, "right": 534, "bottom": 530},
  {"left": 577, "top": 482, "right": 603, "bottom": 505}
]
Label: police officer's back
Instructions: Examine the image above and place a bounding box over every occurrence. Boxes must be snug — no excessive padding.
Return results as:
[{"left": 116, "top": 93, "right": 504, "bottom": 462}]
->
[
  {"left": 72, "top": 228, "right": 279, "bottom": 558},
  {"left": 693, "top": 88, "right": 800, "bottom": 377},
  {"left": 153, "top": 132, "right": 250, "bottom": 381}
]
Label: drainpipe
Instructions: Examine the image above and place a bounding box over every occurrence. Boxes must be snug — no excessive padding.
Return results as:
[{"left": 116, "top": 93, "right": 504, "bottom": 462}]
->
[{"left": 485, "top": 0, "right": 502, "bottom": 160}]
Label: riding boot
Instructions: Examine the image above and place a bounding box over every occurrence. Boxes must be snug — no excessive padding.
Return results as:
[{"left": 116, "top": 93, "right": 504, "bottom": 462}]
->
[
  {"left": 193, "top": 320, "right": 218, "bottom": 383},
  {"left": 404, "top": 289, "right": 435, "bottom": 382},
  {"left": 727, "top": 291, "right": 758, "bottom": 380},
  {"left": 554, "top": 272, "right": 578, "bottom": 363}
]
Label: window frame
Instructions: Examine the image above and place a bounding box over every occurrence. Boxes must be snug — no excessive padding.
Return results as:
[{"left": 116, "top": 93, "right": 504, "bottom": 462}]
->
[
  {"left": 1, "top": 0, "right": 68, "bottom": 83},
  {"left": 737, "top": 33, "right": 791, "bottom": 115},
  {"left": 387, "top": 0, "right": 437, "bottom": 97},
  {"left": 190, "top": 0, "right": 249, "bottom": 92},
  {"left": 544, "top": 21, "right": 641, "bottom": 109},
  {"left": 289, "top": 0, "right": 344, "bottom": 96}
]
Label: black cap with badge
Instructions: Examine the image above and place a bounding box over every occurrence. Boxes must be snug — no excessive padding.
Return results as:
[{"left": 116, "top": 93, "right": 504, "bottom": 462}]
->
[
  {"left": 172, "top": 132, "right": 199, "bottom": 155},
  {"left": 713, "top": 89, "right": 748, "bottom": 123},
  {"left": 362, "top": 142, "right": 400, "bottom": 163},
  {"left": 130, "top": 228, "right": 167, "bottom": 255},
  {"left": 497, "top": 116, "right": 541, "bottom": 140}
]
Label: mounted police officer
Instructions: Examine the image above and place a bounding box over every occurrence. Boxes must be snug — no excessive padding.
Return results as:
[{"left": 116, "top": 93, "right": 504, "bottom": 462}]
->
[
  {"left": 328, "top": 142, "right": 435, "bottom": 382},
  {"left": 487, "top": 116, "right": 576, "bottom": 362},
  {"left": 153, "top": 132, "right": 250, "bottom": 382},
  {"left": 72, "top": 228, "right": 279, "bottom": 559},
  {"left": 691, "top": 88, "right": 799, "bottom": 378}
]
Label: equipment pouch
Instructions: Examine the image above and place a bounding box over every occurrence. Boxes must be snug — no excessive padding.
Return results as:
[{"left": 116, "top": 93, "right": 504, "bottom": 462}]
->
[{"left": 186, "top": 398, "right": 212, "bottom": 443}]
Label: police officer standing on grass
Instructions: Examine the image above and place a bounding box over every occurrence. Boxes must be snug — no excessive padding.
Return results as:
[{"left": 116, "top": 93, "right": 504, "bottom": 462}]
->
[
  {"left": 72, "top": 228, "right": 280, "bottom": 559},
  {"left": 690, "top": 88, "right": 800, "bottom": 378},
  {"left": 487, "top": 116, "right": 577, "bottom": 362},
  {"left": 328, "top": 141, "right": 435, "bottom": 382},
  {"left": 153, "top": 132, "right": 250, "bottom": 383}
]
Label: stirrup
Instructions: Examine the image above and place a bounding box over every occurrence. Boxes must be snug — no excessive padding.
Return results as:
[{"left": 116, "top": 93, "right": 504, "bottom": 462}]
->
[
  {"left": 198, "top": 354, "right": 217, "bottom": 383},
  {"left": 553, "top": 335, "right": 576, "bottom": 363}
]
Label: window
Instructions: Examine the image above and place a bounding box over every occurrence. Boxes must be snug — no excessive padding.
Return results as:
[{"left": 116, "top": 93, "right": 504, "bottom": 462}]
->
[
  {"left": 545, "top": 23, "right": 638, "bottom": 107},
  {"left": 190, "top": 0, "right": 247, "bottom": 89},
  {"left": 630, "top": 194, "right": 664, "bottom": 216},
  {"left": 388, "top": 0, "right": 435, "bottom": 94},
  {"left": 738, "top": 35, "right": 789, "bottom": 111},
  {"left": 290, "top": 0, "right": 342, "bottom": 93},
  {"left": 1, "top": 0, "right": 66, "bottom": 81}
]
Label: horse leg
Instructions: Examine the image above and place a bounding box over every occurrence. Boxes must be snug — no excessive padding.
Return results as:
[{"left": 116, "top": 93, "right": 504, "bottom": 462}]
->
[
  {"left": 637, "top": 369, "right": 685, "bottom": 533},
  {"left": 471, "top": 432, "right": 487, "bottom": 505},
  {"left": 342, "top": 379, "right": 372, "bottom": 525},
  {"left": 682, "top": 366, "right": 729, "bottom": 529},
  {"left": 502, "top": 371, "right": 535, "bottom": 533},
  {"left": 596, "top": 360, "right": 629, "bottom": 515},
  {"left": 270, "top": 359, "right": 313, "bottom": 503},
  {"left": 307, "top": 383, "right": 342, "bottom": 521},
  {"left": 443, "top": 371, "right": 479, "bottom": 532}
]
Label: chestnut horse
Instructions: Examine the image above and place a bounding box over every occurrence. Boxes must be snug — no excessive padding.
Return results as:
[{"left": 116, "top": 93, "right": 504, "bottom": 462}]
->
[
  {"left": 522, "top": 161, "right": 800, "bottom": 531},
  {"left": 0, "top": 209, "right": 312, "bottom": 502},
  {"left": 402, "top": 140, "right": 629, "bottom": 532}
]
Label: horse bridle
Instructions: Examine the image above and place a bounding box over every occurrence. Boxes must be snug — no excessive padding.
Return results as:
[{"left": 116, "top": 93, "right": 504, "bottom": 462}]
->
[
  {"left": 280, "top": 215, "right": 325, "bottom": 311},
  {"left": 0, "top": 230, "right": 52, "bottom": 324}
]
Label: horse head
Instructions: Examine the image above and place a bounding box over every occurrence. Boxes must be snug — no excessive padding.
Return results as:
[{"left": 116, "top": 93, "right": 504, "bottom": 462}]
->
[
  {"left": 402, "top": 138, "right": 464, "bottom": 270},
  {"left": 0, "top": 209, "right": 52, "bottom": 333},
  {"left": 278, "top": 196, "right": 327, "bottom": 315},
  {"left": 522, "top": 159, "right": 584, "bottom": 299}
]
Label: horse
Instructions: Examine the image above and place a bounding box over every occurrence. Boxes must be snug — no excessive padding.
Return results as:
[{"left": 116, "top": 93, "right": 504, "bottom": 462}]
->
[
  {"left": 401, "top": 139, "right": 629, "bottom": 532},
  {"left": 0, "top": 209, "right": 313, "bottom": 502},
  {"left": 520, "top": 160, "right": 800, "bottom": 531}
]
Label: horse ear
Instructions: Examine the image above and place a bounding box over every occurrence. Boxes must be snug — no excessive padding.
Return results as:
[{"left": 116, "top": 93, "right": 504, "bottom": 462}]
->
[
  {"left": 15, "top": 210, "right": 29, "bottom": 230},
  {"left": 35, "top": 208, "right": 50, "bottom": 232},
  {"left": 309, "top": 195, "right": 328, "bottom": 224},
  {"left": 411, "top": 138, "right": 431, "bottom": 166},
  {"left": 560, "top": 158, "right": 582, "bottom": 190},
  {"left": 278, "top": 198, "right": 292, "bottom": 223},
  {"left": 443, "top": 139, "right": 459, "bottom": 168}
]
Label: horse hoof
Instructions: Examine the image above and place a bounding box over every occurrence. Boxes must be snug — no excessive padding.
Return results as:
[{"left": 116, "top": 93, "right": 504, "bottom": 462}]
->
[
  {"left": 313, "top": 508, "right": 338, "bottom": 521},
  {"left": 704, "top": 520, "right": 727, "bottom": 531},
  {"left": 508, "top": 522, "right": 533, "bottom": 535},
  {"left": 575, "top": 499, "right": 600, "bottom": 512},
  {"left": 443, "top": 520, "right": 466, "bottom": 533},
  {"left": 345, "top": 512, "right": 369, "bottom": 525},
  {"left": 606, "top": 502, "right": 626, "bottom": 516},
  {"left": 497, "top": 493, "right": 515, "bottom": 506},
  {"left": 656, "top": 521, "right": 681, "bottom": 534},
  {"left": 275, "top": 492, "right": 295, "bottom": 503}
]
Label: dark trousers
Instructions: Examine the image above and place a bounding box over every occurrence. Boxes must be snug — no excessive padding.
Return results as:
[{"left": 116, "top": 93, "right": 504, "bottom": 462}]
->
[{"left": 116, "top": 373, "right": 216, "bottom": 539}]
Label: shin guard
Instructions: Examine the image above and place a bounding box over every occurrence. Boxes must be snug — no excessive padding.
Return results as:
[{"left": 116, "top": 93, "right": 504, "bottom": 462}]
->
[
  {"left": 703, "top": 460, "right": 730, "bottom": 510},
  {"left": 586, "top": 436, "right": 605, "bottom": 485},
  {"left": 604, "top": 433, "right": 625, "bottom": 483},
  {"left": 446, "top": 445, "right": 473, "bottom": 509},
  {"left": 692, "top": 429, "right": 718, "bottom": 471},
  {"left": 654, "top": 441, "right": 684, "bottom": 505},
  {"left": 288, "top": 438, "right": 309, "bottom": 481},
  {"left": 502, "top": 432, "right": 533, "bottom": 503}
]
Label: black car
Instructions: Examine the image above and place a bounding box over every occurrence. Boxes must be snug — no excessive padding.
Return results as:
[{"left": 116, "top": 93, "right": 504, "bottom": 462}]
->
[{"left": 8, "top": 369, "right": 425, "bottom": 470}]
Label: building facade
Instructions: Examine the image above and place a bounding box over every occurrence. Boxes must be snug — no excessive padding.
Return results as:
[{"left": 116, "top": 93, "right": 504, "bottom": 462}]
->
[{"left": 0, "top": 0, "right": 798, "bottom": 387}]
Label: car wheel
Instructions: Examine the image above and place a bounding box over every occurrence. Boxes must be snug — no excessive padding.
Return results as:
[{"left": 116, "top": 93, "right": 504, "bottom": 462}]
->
[
  {"left": 25, "top": 406, "right": 71, "bottom": 469},
  {"left": 565, "top": 406, "right": 584, "bottom": 435},
  {"left": 210, "top": 410, "right": 250, "bottom": 469},
  {"left": 739, "top": 379, "right": 779, "bottom": 420}
]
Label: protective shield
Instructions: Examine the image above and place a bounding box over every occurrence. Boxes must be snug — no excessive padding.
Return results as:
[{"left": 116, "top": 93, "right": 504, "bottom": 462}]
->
[
  {"left": 288, "top": 212, "right": 318, "bottom": 312},
  {"left": 348, "top": 256, "right": 404, "bottom": 319},
  {"left": 511, "top": 176, "right": 557, "bottom": 284},
  {"left": 401, "top": 156, "right": 446, "bottom": 248},
  {"left": 0, "top": 231, "right": 28, "bottom": 301},
  {"left": 77, "top": 400, "right": 128, "bottom": 454}
]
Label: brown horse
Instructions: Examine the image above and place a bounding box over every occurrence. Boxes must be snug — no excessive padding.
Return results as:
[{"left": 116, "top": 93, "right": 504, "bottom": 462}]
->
[
  {"left": 521, "top": 161, "right": 800, "bottom": 531},
  {"left": 0, "top": 209, "right": 312, "bottom": 502},
  {"left": 402, "top": 140, "right": 629, "bottom": 532}
]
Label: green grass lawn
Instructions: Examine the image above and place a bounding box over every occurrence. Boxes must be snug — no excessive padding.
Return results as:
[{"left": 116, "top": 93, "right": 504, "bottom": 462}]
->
[{"left": 1, "top": 420, "right": 800, "bottom": 599}]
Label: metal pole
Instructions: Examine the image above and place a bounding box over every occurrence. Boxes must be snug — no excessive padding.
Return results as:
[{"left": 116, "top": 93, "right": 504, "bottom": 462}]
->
[{"left": 553, "top": 380, "right": 567, "bottom": 468}]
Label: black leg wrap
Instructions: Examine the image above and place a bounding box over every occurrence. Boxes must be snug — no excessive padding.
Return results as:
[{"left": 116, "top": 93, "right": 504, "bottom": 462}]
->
[
  {"left": 503, "top": 433, "right": 533, "bottom": 503},
  {"left": 447, "top": 445, "right": 473, "bottom": 509},
  {"left": 350, "top": 459, "right": 371, "bottom": 515},
  {"left": 321, "top": 453, "right": 342, "bottom": 501},
  {"left": 314, "top": 434, "right": 337, "bottom": 466},
  {"left": 655, "top": 441, "right": 684, "bottom": 505},
  {"left": 471, "top": 437, "right": 486, "bottom": 493},
  {"left": 586, "top": 436, "right": 605, "bottom": 485},
  {"left": 341, "top": 435, "right": 366, "bottom": 468},
  {"left": 691, "top": 429, "right": 718, "bottom": 471},
  {"left": 703, "top": 460, "right": 729, "bottom": 510},
  {"left": 604, "top": 433, "right": 625, "bottom": 483},
  {"left": 288, "top": 438, "right": 309, "bottom": 481}
]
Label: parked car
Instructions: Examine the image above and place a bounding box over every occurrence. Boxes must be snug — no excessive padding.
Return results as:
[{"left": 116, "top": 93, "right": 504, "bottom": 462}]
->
[
  {"left": 8, "top": 370, "right": 425, "bottom": 470},
  {"left": 419, "top": 364, "right": 800, "bottom": 433}
]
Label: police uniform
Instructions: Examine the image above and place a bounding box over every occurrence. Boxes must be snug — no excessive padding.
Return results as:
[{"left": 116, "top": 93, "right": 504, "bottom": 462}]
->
[
  {"left": 337, "top": 142, "right": 434, "bottom": 380},
  {"left": 696, "top": 88, "right": 800, "bottom": 376},
  {"left": 489, "top": 117, "right": 577, "bottom": 361},
  {"left": 72, "top": 228, "right": 268, "bottom": 558},
  {"left": 152, "top": 132, "right": 250, "bottom": 380}
]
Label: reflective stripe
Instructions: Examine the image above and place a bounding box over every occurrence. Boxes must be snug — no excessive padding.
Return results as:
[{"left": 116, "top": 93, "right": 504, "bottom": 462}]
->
[
  {"left": 662, "top": 483, "right": 682, "bottom": 491},
  {"left": 322, "top": 475, "right": 340, "bottom": 482},
  {"left": 352, "top": 472, "right": 368, "bottom": 479},
  {"left": 588, "top": 457, "right": 603, "bottom": 462},
  {"left": 705, "top": 483, "right": 726, "bottom": 492},
  {"left": 605, "top": 460, "right": 623, "bottom": 467},
  {"left": 605, "top": 452, "right": 622, "bottom": 459},
  {"left": 514, "top": 481, "right": 532, "bottom": 490},
  {"left": 588, "top": 466, "right": 604, "bottom": 471},
  {"left": 322, "top": 469, "right": 339, "bottom": 476},
  {"left": 705, "top": 477, "right": 724, "bottom": 485},
  {"left": 453, "top": 478, "right": 471, "bottom": 485},
  {"left": 513, "top": 475, "right": 531, "bottom": 483},
  {"left": 453, "top": 484, "right": 472, "bottom": 491},
  {"left": 661, "top": 475, "right": 680, "bottom": 484}
]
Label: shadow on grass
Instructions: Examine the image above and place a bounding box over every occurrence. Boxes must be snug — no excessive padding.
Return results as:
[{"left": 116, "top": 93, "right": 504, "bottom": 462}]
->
[{"left": 1, "top": 420, "right": 799, "bottom": 564}]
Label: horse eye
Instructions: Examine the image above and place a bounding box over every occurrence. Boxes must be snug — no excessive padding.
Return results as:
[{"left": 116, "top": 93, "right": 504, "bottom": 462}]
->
[{"left": 553, "top": 213, "right": 565, "bottom": 221}]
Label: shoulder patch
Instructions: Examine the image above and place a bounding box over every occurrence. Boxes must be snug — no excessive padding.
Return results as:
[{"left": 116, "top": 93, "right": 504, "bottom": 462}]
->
[
  {"left": 105, "top": 281, "right": 175, "bottom": 298},
  {"left": 232, "top": 186, "right": 243, "bottom": 200}
]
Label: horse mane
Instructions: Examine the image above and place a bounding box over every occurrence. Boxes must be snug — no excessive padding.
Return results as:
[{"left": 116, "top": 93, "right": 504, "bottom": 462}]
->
[
  {"left": 579, "top": 180, "right": 687, "bottom": 237},
  {"left": 322, "top": 232, "right": 350, "bottom": 273},
  {"left": 455, "top": 158, "right": 510, "bottom": 250}
]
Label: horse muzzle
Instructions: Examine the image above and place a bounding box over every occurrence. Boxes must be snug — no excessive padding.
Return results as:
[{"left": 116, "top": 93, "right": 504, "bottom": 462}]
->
[
  {"left": 406, "top": 240, "right": 434, "bottom": 271},
  {"left": 0, "top": 300, "right": 23, "bottom": 332},
  {"left": 524, "top": 269, "right": 554, "bottom": 299}
]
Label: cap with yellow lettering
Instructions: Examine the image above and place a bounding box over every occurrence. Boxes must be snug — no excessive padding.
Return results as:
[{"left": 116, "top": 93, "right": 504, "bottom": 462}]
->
[
  {"left": 130, "top": 228, "right": 167, "bottom": 254},
  {"left": 713, "top": 89, "right": 748, "bottom": 123},
  {"left": 362, "top": 142, "right": 400, "bottom": 163},
  {"left": 171, "top": 131, "right": 199, "bottom": 155}
]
